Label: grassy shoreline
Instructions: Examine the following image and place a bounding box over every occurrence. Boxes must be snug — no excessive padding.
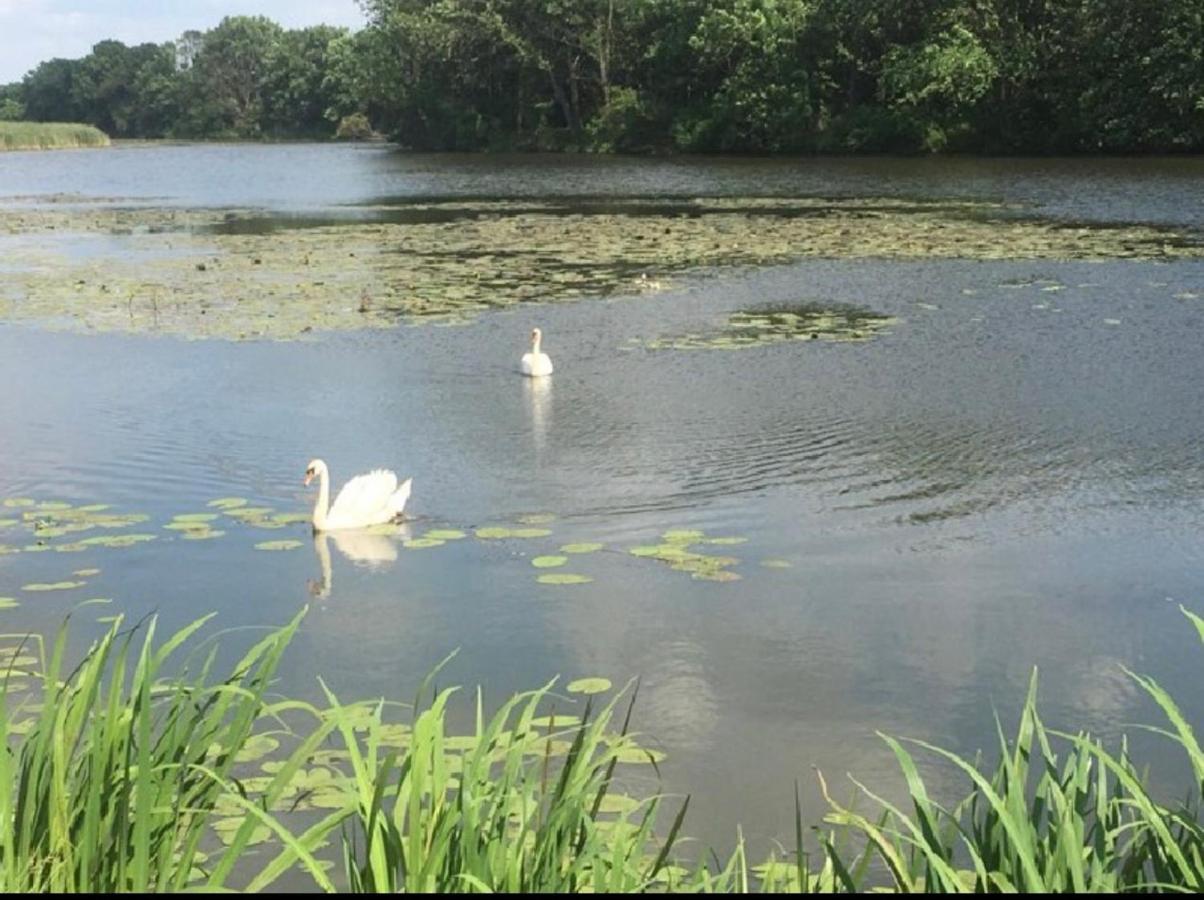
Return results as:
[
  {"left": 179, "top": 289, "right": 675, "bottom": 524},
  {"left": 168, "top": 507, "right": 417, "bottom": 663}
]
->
[
  {"left": 4, "top": 606, "right": 1204, "bottom": 891},
  {"left": 1, "top": 121, "right": 111, "bottom": 151}
]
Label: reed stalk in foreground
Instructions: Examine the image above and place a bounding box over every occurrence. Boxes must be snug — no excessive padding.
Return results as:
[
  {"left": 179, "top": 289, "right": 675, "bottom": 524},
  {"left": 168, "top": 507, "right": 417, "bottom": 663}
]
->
[
  {"left": 0, "top": 608, "right": 302, "bottom": 891},
  {"left": 4, "top": 605, "right": 1204, "bottom": 892}
]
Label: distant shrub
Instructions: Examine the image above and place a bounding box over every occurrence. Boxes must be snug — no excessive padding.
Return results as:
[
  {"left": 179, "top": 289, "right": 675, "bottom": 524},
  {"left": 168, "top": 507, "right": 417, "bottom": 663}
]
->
[
  {"left": 0, "top": 121, "right": 110, "bottom": 150},
  {"left": 334, "top": 113, "right": 374, "bottom": 141}
]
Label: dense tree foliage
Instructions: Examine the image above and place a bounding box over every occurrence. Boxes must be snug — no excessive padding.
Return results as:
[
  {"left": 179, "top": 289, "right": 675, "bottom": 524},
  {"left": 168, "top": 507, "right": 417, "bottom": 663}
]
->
[{"left": 3, "top": 1, "right": 1201, "bottom": 152}]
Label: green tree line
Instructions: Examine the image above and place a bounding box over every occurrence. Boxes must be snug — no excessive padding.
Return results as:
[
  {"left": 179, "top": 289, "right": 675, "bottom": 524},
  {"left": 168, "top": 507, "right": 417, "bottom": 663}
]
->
[{"left": 2, "top": 0, "right": 1201, "bottom": 152}]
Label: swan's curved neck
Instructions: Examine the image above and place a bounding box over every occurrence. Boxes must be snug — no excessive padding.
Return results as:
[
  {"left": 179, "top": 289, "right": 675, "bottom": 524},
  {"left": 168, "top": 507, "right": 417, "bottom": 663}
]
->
[
  {"left": 532, "top": 332, "right": 542, "bottom": 354},
  {"left": 312, "top": 466, "right": 330, "bottom": 531}
]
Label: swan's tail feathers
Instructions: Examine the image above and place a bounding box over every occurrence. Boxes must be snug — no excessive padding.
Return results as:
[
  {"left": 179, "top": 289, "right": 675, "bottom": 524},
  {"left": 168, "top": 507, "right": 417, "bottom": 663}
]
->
[{"left": 388, "top": 478, "right": 413, "bottom": 520}]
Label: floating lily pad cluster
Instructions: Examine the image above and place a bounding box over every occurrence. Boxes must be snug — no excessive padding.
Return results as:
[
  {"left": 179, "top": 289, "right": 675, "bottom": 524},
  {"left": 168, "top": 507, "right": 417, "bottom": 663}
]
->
[
  {"left": 3, "top": 197, "right": 1200, "bottom": 341},
  {"left": 629, "top": 529, "right": 746, "bottom": 582},
  {"left": 209, "top": 497, "right": 309, "bottom": 531},
  {"left": 640, "top": 302, "right": 897, "bottom": 351},
  {"left": 165, "top": 512, "right": 225, "bottom": 540},
  {"left": 1, "top": 498, "right": 154, "bottom": 554}
]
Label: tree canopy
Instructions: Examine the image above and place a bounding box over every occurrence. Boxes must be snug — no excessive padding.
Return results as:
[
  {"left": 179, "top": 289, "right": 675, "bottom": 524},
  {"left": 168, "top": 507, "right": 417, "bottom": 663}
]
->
[{"left": 3, "top": 1, "right": 1201, "bottom": 152}]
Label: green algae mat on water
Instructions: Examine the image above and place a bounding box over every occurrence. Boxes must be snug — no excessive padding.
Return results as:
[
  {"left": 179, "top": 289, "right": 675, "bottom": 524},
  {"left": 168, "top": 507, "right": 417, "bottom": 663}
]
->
[{"left": 2, "top": 197, "right": 1201, "bottom": 341}]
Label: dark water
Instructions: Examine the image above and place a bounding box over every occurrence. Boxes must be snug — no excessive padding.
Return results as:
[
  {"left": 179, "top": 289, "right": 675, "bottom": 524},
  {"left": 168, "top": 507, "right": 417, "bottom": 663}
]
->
[{"left": 2, "top": 144, "right": 1204, "bottom": 856}]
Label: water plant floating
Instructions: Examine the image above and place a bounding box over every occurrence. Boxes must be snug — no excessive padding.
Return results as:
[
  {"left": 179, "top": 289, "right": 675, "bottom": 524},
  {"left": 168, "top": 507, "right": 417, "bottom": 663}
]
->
[
  {"left": 628, "top": 529, "right": 744, "bottom": 581},
  {"left": 639, "top": 303, "right": 897, "bottom": 351},
  {"left": 567, "top": 677, "right": 612, "bottom": 695},
  {"left": 561, "top": 542, "right": 604, "bottom": 554},
  {"left": 536, "top": 573, "right": 593, "bottom": 585},
  {"left": 4, "top": 198, "right": 1200, "bottom": 342}
]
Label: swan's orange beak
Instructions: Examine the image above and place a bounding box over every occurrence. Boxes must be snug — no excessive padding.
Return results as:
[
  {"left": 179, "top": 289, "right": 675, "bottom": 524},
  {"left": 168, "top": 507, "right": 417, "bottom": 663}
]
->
[{"left": 303, "top": 472, "right": 313, "bottom": 486}]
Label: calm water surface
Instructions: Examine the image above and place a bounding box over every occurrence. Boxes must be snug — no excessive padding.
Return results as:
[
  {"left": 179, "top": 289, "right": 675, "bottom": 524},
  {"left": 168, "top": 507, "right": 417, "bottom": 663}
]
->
[{"left": 2, "top": 144, "right": 1204, "bottom": 854}]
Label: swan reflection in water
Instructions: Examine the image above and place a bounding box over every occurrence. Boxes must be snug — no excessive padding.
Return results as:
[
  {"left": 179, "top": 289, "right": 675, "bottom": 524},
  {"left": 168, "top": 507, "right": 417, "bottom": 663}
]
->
[
  {"left": 309, "top": 524, "right": 411, "bottom": 599},
  {"left": 524, "top": 374, "right": 552, "bottom": 453}
]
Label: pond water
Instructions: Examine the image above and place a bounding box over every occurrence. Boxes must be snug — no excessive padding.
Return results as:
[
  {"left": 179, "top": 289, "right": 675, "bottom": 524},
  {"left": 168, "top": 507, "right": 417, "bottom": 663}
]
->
[{"left": 2, "top": 144, "right": 1204, "bottom": 860}]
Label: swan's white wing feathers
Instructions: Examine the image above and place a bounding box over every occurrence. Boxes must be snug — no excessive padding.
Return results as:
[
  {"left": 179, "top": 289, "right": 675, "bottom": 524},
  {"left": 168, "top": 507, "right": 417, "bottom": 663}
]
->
[
  {"left": 387, "top": 478, "right": 412, "bottom": 518},
  {"left": 328, "top": 469, "right": 398, "bottom": 524},
  {"left": 521, "top": 352, "right": 553, "bottom": 376}
]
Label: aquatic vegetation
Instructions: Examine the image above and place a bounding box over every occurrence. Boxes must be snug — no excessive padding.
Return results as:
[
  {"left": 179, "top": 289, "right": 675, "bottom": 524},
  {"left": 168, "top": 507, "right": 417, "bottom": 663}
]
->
[
  {"left": 254, "top": 540, "right": 303, "bottom": 551},
  {"left": 207, "top": 497, "right": 249, "bottom": 509},
  {"left": 567, "top": 677, "right": 613, "bottom": 695},
  {"left": 402, "top": 537, "right": 444, "bottom": 549},
  {"left": 3, "top": 198, "right": 1200, "bottom": 341},
  {"left": 628, "top": 529, "right": 744, "bottom": 581},
  {"left": 516, "top": 512, "right": 556, "bottom": 525},
  {"left": 640, "top": 302, "right": 897, "bottom": 351},
  {"left": 532, "top": 555, "right": 569, "bottom": 568},
  {"left": 0, "top": 122, "right": 110, "bottom": 151},
  {"left": 537, "top": 573, "right": 594, "bottom": 585},
  {"left": 180, "top": 528, "right": 225, "bottom": 540},
  {"left": 21, "top": 581, "right": 85, "bottom": 591},
  {"left": 77, "top": 533, "right": 156, "bottom": 548},
  {"left": 561, "top": 542, "right": 605, "bottom": 554},
  {"left": 761, "top": 559, "right": 793, "bottom": 569},
  {"left": 0, "top": 597, "right": 19, "bottom": 609},
  {"left": 475, "top": 524, "right": 554, "bottom": 540},
  {"left": 424, "top": 528, "right": 466, "bottom": 540},
  {"left": 5, "top": 607, "right": 1204, "bottom": 890}
]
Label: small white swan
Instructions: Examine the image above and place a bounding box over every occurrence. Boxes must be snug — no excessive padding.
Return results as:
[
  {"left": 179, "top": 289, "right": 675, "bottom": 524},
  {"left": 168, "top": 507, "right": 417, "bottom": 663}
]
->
[
  {"left": 521, "top": 327, "right": 554, "bottom": 377},
  {"left": 304, "top": 458, "right": 412, "bottom": 532}
]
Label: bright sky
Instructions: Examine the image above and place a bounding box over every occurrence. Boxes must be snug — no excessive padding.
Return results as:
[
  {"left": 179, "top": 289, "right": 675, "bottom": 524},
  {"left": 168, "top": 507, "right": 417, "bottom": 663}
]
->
[{"left": 0, "top": 1, "right": 368, "bottom": 83}]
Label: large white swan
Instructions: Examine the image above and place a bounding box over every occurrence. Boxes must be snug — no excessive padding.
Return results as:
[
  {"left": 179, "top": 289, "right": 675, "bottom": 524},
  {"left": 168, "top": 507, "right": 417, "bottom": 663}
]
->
[
  {"left": 521, "top": 327, "right": 554, "bottom": 377},
  {"left": 304, "top": 458, "right": 412, "bottom": 532}
]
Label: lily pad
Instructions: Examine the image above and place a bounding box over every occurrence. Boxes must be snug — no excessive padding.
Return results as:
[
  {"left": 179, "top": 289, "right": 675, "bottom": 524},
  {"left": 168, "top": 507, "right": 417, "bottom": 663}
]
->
[
  {"left": 567, "top": 677, "right": 612, "bottom": 695},
  {"left": 612, "top": 744, "right": 667, "bottom": 765},
  {"left": 235, "top": 734, "right": 280, "bottom": 763},
  {"left": 173, "top": 513, "right": 219, "bottom": 523},
  {"left": 269, "top": 512, "right": 310, "bottom": 525},
  {"left": 761, "top": 559, "right": 793, "bottom": 569},
  {"left": 79, "top": 533, "right": 156, "bottom": 547},
  {"left": 662, "top": 530, "right": 706, "bottom": 544},
  {"left": 3, "top": 499, "right": 35, "bottom": 508},
  {"left": 517, "top": 513, "right": 556, "bottom": 525},
  {"left": 72, "top": 568, "right": 101, "bottom": 577},
  {"left": 537, "top": 573, "right": 593, "bottom": 585},
  {"left": 0, "top": 598, "right": 19, "bottom": 609},
  {"left": 181, "top": 528, "right": 225, "bottom": 540},
  {"left": 208, "top": 497, "right": 248, "bottom": 509},
  {"left": 224, "top": 507, "right": 275, "bottom": 519},
  {"left": 530, "top": 715, "right": 583, "bottom": 728},
  {"left": 512, "top": 527, "right": 553, "bottom": 539},
  {"left": 706, "top": 536, "right": 748, "bottom": 545},
  {"left": 22, "top": 581, "right": 85, "bottom": 591},
  {"left": 560, "top": 542, "right": 604, "bottom": 554},
  {"left": 424, "top": 529, "right": 466, "bottom": 540},
  {"left": 532, "top": 555, "right": 568, "bottom": 568},
  {"left": 475, "top": 526, "right": 514, "bottom": 539},
  {"left": 254, "top": 540, "right": 303, "bottom": 551},
  {"left": 403, "top": 537, "right": 445, "bottom": 549},
  {"left": 212, "top": 817, "right": 271, "bottom": 847}
]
